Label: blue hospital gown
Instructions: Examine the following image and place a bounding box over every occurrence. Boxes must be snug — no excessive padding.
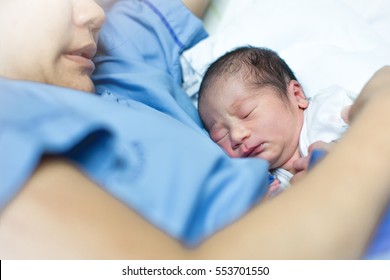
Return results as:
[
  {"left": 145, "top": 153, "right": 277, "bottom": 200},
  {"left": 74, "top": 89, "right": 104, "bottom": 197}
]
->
[{"left": 0, "top": 0, "right": 269, "bottom": 246}]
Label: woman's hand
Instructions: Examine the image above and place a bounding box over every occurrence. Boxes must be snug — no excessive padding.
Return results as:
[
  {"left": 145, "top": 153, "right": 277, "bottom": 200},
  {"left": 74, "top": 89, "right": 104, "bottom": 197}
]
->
[{"left": 349, "top": 66, "right": 390, "bottom": 123}]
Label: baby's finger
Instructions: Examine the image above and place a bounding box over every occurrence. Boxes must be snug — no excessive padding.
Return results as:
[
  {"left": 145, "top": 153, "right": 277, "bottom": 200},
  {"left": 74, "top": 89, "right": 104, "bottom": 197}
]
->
[{"left": 293, "top": 156, "right": 310, "bottom": 172}]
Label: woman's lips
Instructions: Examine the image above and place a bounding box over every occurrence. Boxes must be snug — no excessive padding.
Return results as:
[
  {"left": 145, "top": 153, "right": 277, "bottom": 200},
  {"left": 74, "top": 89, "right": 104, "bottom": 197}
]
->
[
  {"left": 66, "top": 44, "right": 97, "bottom": 74},
  {"left": 65, "top": 54, "right": 95, "bottom": 73}
]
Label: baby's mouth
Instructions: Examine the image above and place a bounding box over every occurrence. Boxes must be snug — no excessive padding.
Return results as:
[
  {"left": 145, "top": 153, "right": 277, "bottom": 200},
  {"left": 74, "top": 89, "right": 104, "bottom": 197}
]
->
[{"left": 245, "top": 143, "right": 265, "bottom": 157}]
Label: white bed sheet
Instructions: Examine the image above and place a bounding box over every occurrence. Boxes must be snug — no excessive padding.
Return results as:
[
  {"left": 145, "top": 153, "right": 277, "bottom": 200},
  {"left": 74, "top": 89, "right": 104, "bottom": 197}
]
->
[{"left": 182, "top": 0, "right": 390, "bottom": 102}]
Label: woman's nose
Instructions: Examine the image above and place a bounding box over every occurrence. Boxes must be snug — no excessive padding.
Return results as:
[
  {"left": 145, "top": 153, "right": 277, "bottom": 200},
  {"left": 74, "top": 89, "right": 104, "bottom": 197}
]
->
[{"left": 73, "top": 0, "right": 106, "bottom": 32}]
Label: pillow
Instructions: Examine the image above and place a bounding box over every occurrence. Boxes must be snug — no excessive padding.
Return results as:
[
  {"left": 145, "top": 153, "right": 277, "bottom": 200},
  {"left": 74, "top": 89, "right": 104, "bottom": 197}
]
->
[
  {"left": 181, "top": 0, "right": 390, "bottom": 105},
  {"left": 202, "top": 0, "right": 254, "bottom": 34}
]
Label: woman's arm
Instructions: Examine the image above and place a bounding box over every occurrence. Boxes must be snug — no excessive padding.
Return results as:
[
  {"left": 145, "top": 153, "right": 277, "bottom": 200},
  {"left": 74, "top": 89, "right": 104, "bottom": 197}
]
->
[
  {"left": 181, "top": 0, "right": 211, "bottom": 19},
  {"left": 349, "top": 66, "right": 390, "bottom": 122},
  {"left": 0, "top": 157, "right": 188, "bottom": 259}
]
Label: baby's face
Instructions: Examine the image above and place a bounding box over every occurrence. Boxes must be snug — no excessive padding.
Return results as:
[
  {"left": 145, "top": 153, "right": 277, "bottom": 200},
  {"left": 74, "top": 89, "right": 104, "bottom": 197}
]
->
[{"left": 199, "top": 77, "right": 308, "bottom": 170}]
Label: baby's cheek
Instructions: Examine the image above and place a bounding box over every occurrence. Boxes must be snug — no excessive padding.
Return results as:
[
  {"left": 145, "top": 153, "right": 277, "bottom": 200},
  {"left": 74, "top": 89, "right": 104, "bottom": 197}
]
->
[
  {"left": 219, "top": 142, "right": 236, "bottom": 157},
  {"left": 227, "top": 149, "right": 240, "bottom": 158}
]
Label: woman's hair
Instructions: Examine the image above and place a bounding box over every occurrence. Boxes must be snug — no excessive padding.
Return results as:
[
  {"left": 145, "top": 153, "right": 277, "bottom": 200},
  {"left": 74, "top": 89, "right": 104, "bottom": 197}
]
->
[{"left": 198, "top": 46, "right": 298, "bottom": 103}]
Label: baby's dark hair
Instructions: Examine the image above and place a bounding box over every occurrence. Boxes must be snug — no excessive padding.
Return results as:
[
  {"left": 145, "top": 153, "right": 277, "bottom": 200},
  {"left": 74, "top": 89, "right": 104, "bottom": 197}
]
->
[{"left": 198, "top": 46, "right": 297, "bottom": 104}]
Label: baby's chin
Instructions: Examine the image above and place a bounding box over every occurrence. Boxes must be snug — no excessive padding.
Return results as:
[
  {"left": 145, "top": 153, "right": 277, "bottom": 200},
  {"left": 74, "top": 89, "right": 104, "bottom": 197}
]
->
[
  {"left": 263, "top": 155, "right": 286, "bottom": 170},
  {"left": 254, "top": 154, "right": 277, "bottom": 167}
]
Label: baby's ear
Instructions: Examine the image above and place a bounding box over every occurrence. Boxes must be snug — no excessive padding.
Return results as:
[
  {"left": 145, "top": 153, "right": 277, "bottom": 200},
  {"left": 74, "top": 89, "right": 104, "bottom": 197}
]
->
[{"left": 288, "top": 80, "right": 309, "bottom": 109}]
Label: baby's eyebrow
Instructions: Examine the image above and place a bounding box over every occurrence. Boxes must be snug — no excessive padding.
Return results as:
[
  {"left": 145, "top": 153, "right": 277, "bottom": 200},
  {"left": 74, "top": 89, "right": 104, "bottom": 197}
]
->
[
  {"left": 228, "top": 98, "right": 243, "bottom": 115},
  {"left": 228, "top": 93, "right": 254, "bottom": 115},
  {"left": 229, "top": 89, "right": 254, "bottom": 112}
]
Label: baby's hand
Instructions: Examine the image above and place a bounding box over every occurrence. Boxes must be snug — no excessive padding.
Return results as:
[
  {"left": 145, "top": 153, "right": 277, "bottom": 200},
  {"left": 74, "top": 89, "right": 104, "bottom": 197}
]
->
[
  {"left": 290, "top": 156, "right": 310, "bottom": 184},
  {"left": 290, "top": 141, "right": 331, "bottom": 184},
  {"left": 266, "top": 177, "right": 281, "bottom": 198}
]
